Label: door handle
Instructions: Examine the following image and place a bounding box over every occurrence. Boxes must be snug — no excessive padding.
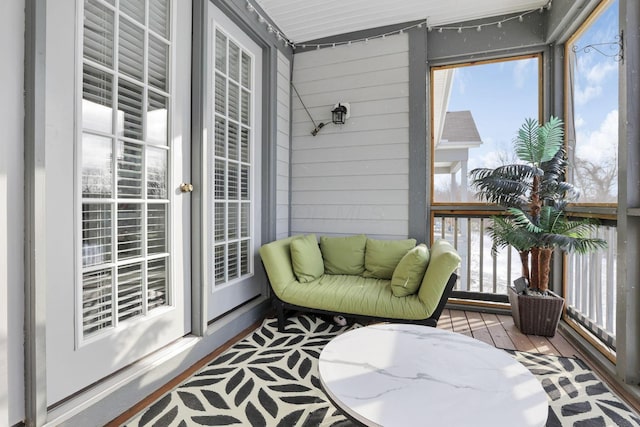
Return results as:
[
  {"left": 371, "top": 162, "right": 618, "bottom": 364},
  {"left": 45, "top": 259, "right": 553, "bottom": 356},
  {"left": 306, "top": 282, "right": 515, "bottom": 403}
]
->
[{"left": 180, "top": 183, "right": 194, "bottom": 193}]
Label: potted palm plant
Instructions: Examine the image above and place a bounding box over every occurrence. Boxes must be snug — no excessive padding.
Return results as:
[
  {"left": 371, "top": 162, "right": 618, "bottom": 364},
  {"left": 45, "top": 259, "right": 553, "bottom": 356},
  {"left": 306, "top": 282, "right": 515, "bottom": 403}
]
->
[{"left": 470, "top": 116, "right": 606, "bottom": 337}]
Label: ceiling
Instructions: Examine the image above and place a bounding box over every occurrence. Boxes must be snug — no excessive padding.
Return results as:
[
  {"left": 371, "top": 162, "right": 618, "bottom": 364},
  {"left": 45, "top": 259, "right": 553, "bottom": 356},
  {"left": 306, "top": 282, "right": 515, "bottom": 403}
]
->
[{"left": 254, "top": 0, "right": 550, "bottom": 43}]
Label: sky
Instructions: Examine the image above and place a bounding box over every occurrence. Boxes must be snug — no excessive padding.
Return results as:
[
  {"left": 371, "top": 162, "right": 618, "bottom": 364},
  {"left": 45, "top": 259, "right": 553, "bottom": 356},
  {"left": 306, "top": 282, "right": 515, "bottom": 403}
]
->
[{"left": 435, "top": 0, "right": 619, "bottom": 201}]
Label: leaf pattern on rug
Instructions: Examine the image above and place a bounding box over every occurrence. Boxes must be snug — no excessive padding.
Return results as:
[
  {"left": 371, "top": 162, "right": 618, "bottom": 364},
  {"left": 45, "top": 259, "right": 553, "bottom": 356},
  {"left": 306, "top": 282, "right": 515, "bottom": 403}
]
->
[{"left": 126, "top": 316, "right": 640, "bottom": 427}]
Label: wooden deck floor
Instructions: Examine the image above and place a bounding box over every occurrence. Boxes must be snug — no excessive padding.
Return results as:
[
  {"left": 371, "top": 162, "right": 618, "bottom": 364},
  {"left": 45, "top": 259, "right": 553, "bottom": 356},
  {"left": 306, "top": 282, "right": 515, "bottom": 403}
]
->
[{"left": 437, "top": 309, "right": 579, "bottom": 357}]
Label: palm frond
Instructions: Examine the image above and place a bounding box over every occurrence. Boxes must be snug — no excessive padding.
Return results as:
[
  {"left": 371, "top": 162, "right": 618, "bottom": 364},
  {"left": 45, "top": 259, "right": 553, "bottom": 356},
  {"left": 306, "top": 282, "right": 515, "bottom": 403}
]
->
[
  {"left": 487, "top": 216, "right": 537, "bottom": 254},
  {"left": 514, "top": 118, "right": 540, "bottom": 164},
  {"left": 508, "top": 208, "right": 543, "bottom": 233},
  {"left": 536, "top": 116, "right": 564, "bottom": 163}
]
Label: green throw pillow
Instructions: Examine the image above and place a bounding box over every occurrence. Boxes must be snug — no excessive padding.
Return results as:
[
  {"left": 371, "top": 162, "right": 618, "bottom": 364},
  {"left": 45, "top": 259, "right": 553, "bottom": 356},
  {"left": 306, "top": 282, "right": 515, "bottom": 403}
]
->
[
  {"left": 363, "top": 238, "right": 417, "bottom": 279},
  {"left": 391, "top": 244, "right": 430, "bottom": 297},
  {"left": 290, "top": 234, "right": 324, "bottom": 283},
  {"left": 320, "top": 234, "right": 367, "bottom": 275}
]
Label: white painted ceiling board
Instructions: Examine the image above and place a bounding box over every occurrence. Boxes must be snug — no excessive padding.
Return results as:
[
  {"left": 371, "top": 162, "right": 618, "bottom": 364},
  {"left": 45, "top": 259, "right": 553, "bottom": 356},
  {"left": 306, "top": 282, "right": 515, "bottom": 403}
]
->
[{"left": 254, "top": 0, "right": 549, "bottom": 42}]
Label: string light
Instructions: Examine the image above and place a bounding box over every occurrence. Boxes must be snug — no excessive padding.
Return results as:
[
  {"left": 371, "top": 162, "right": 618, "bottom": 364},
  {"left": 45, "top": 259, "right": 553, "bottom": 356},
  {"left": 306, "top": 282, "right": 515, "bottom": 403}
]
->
[{"left": 243, "top": 0, "right": 551, "bottom": 50}]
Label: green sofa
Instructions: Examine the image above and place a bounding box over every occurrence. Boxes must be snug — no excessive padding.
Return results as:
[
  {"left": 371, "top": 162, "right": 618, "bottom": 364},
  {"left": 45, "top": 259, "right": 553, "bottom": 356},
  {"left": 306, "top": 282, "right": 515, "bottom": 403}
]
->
[{"left": 259, "top": 234, "right": 461, "bottom": 331}]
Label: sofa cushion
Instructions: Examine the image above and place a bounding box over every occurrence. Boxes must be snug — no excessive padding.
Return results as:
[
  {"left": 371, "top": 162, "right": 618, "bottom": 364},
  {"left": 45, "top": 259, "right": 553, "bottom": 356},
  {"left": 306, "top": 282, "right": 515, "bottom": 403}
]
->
[
  {"left": 363, "top": 238, "right": 417, "bottom": 279},
  {"left": 418, "top": 239, "right": 461, "bottom": 314},
  {"left": 320, "top": 234, "right": 367, "bottom": 275},
  {"left": 391, "top": 244, "right": 430, "bottom": 297},
  {"left": 290, "top": 234, "right": 324, "bottom": 283}
]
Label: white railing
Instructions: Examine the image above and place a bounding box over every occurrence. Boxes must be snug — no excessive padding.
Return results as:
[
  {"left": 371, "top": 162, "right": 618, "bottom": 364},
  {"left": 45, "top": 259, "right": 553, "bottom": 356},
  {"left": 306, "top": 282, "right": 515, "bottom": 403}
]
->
[
  {"left": 432, "top": 215, "right": 520, "bottom": 296},
  {"left": 432, "top": 213, "right": 617, "bottom": 349},
  {"left": 566, "top": 224, "right": 617, "bottom": 349}
]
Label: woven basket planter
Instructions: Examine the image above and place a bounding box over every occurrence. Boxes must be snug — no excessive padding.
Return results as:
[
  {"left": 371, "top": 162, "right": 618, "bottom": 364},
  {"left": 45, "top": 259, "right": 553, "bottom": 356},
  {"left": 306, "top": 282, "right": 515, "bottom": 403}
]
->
[{"left": 508, "top": 285, "right": 564, "bottom": 337}]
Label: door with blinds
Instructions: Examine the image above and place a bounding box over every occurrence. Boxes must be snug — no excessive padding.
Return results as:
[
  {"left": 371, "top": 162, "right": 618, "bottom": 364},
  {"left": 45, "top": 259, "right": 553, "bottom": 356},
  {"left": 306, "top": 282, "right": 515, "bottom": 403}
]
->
[
  {"left": 207, "top": 3, "right": 265, "bottom": 320},
  {"left": 45, "top": 0, "right": 192, "bottom": 404}
]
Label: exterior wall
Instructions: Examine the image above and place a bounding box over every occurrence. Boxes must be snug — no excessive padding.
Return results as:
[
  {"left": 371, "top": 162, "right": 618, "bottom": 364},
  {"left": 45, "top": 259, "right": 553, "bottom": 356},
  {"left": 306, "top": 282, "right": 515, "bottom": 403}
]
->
[
  {"left": 291, "top": 34, "right": 410, "bottom": 239},
  {"left": 1, "top": 1, "right": 25, "bottom": 425},
  {"left": 276, "top": 51, "right": 291, "bottom": 239}
]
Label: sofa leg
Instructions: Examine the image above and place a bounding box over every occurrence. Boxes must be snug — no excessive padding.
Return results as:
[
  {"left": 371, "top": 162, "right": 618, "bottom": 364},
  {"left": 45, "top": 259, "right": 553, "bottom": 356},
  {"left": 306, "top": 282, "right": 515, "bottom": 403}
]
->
[{"left": 275, "top": 300, "right": 286, "bottom": 332}]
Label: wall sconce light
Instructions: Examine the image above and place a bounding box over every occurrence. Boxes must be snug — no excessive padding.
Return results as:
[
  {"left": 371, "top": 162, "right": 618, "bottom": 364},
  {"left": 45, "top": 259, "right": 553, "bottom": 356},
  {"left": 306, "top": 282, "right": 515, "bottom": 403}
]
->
[
  {"left": 309, "top": 102, "right": 351, "bottom": 136},
  {"left": 331, "top": 103, "right": 350, "bottom": 124}
]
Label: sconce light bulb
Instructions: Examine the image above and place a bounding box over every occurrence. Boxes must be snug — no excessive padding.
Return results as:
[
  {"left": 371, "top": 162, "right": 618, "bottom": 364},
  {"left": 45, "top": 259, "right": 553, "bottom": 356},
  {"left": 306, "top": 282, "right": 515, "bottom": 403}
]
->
[
  {"left": 497, "top": 21, "right": 502, "bottom": 28},
  {"left": 438, "top": 27, "right": 443, "bottom": 33},
  {"left": 477, "top": 26, "right": 482, "bottom": 32},
  {"left": 457, "top": 27, "right": 462, "bottom": 33},
  {"left": 518, "top": 15, "right": 524, "bottom": 22}
]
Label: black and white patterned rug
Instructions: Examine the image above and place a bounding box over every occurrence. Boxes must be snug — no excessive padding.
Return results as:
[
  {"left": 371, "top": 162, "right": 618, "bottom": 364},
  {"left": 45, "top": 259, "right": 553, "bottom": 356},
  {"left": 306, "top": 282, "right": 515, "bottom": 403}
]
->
[{"left": 124, "top": 315, "right": 640, "bottom": 427}]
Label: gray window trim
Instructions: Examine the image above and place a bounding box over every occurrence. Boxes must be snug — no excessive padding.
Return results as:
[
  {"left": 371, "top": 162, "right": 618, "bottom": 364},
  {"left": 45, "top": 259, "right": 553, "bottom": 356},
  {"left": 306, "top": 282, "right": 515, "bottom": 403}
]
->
[{"left": 24, "top": 0, "right": 48, "bottom": 424}]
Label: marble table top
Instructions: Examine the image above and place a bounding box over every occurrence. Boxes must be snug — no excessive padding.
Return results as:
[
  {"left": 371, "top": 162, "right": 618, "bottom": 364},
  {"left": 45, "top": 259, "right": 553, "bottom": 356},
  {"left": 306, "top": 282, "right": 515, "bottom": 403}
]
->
[{"left": 318, "top": 323, "right": 548, "bottom": 427}]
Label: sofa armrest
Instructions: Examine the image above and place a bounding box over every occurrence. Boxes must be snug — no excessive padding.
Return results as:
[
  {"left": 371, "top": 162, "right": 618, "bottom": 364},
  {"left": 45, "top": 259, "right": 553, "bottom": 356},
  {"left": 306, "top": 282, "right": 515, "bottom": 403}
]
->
[
  {"left": 259, "top": 236, "right": 299, "bottom": 295},
  {"left": 418, "top": 239, "right": 461, "bottom": 315}
]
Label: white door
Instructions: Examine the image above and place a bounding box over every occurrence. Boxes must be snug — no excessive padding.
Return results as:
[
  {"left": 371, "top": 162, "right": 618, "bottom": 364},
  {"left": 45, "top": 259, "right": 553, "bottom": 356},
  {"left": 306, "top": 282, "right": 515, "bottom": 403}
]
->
[
  {"left": 45, "top": 0, "right": 192, "bottom": 404},
  {"left": 206, "top": 3, "right": 265, "bottom": 320}
]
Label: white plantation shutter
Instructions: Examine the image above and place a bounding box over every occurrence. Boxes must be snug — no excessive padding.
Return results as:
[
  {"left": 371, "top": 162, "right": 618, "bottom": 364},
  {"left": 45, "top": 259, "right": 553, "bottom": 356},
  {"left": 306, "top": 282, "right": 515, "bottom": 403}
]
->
[
  {"left": 211, "top": 27, "right": 253, "bottom": 286},
  {"left": 80, "top": 0, "right": 172, "bottom": 340}
]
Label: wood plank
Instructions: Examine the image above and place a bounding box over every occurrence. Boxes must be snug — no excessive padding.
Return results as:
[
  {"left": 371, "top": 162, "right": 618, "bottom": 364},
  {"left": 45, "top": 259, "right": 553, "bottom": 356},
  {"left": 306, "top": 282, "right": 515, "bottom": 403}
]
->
[
  {"left": 437, "top": 309, "right": 453, "bottom": 331},
  {"left": 481, "top": 312, "right": 516, "bottom": 350},
  {"left": 528, "top": 334, "right": 562, "bottom": 356},
  {"left": 547, "top": 332, "right": 580, "bottom": 358},
  {"left": 496, "top": 314, "right": 539, "bottom": 353},
  {"left": 465, "top": 311, "right": 494, "bottom": 346},
  {"left": 448, "top": 310, "right": 472, "bottom": 336}
]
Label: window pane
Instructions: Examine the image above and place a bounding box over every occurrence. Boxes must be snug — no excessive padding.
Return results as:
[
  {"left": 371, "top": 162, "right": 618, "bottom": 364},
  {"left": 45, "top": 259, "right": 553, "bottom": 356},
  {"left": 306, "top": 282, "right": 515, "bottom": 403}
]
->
[
  {"left": 241, "top": 89, "right": 250, "bottom": 126},
  {"left": 82, "top": 203, "right": 112, "bottom": 267},
  {"left": 118, "top": 262, "right": 143, "bottom": 322},
  {"left": 228, "top": 82, "right": 239, "bottom": 121},
  {"left": 214, "top": 244, "right": 226, "bottom": 285},
  {"left": 117, "top": 80, "right": 144, "bottom": 140},
  {"left": 215, "top": 159, "right": 226, "bottom": 199},
  {"left": 241, "top": 203, "right": 249, "bottom": 237},
  {"left": 147, "top": 147, "right": 167, "bottom": 199},
  {"left": 119, "top": 17, "right": 145, "bottom": 81},
  {"left": 214, "top": 203, "right": 225, "bottom": 242},
  {"left": 228, "top": 242, "right": 239, "bottom": 280},
  {"left": 215, "top": 117, "right": 226, "bottom": 157},
  {"left": 82, "top": 65, "right": 113, "bottom": 133},
  {"left": 567, "top": 1, "right": 619, "bottom": 204},
  {"left": 117, "top": 140, "right": 143, "bottom": 197},
  {"left": 148, "top": 91, "right": 168, "bottom": 145},
  {"left": 215, "top": 30, "right": 227, "bottom": 73},
  {"left": 84, "top": 0, "right": 114, "bottom": 68},
  {"left": 240, "top": 165, "right": 249, "bottom": 200},
  {"left": 82, "top": 269, "right": 113, "bottom": 337},
  {"left": 149, "top": 35, "right": 169, "bottom": 91},
  {"left": 432, "top": 57, "right": 539, "bottom": 203},
  {"left": 228, "top": 162, "right": 238, "bottom": 200},
  {"left": 215, "top": 72, "right": 226, "bottom": 115},
  {"left": 120, "top": 0, "right": 144, "bottom": 24},
  {"left": 117, "top": 203, "right": 142, "bottom": 260},
  {"left": 82, "top": 134, "right": 113, "bottom": 198},
  {"left": 229, "top": 41, "right": 240, "bottom": 82},
  {"left": 149, "top": 0, "right": 170, "bottom": 38},
  {"left": 240, "top": 240, "right": 249, "bottom": 275},
  {"left": 228, "top": 122, "right": 239, "bottom": 160},
  {"left": 241, "top": 52, "right": 251, "bottom": 89},
  {"left": 148, "top": 258, "right": 168, "bottom": 310},
  {"left": 240, "top": 127, "right": 250, "bottom": 163},
  {"left": 228, "top": 203, "right": 238, "bottom": 239},
  {"left": 148, "top": 204, "right": 167, "bottom": 254}
]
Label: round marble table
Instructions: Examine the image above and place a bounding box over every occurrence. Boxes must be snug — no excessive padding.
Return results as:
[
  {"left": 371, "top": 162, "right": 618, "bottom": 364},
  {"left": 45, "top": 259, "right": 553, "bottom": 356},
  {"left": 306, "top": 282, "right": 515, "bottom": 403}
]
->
[{"left": 318, "top": 323, "right": 548, "bottom": 427}]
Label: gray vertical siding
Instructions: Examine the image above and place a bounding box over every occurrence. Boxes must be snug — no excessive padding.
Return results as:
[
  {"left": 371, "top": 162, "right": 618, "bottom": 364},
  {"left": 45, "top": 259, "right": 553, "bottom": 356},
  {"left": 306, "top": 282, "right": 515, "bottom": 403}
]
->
[
  {"left": 276, "top": 51, "right": 291, "bottom": 239},
  {"left": 290, "top": 34, "right": 410, "bottom": 239}
]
